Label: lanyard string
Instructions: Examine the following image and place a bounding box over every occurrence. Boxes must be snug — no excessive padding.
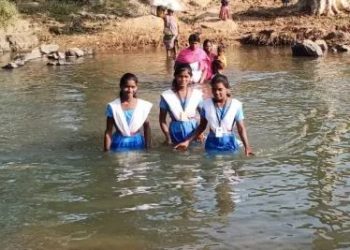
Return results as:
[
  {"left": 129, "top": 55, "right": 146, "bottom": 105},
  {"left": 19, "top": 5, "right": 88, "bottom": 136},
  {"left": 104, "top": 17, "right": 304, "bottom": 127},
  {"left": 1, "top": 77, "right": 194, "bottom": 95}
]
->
[
  {"left": 176, "top": 88, "right": 189, "bottom": 111},
  {"left": 214, "top": 99, "right": 229, "bottom": 127}
]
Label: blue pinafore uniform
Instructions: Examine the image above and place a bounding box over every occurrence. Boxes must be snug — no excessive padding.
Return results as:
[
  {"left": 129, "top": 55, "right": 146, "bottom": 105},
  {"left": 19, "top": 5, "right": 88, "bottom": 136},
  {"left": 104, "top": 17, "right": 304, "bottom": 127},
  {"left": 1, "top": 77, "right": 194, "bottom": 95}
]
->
[
  {"left": 160, "top": 89, "right": 202, "bottom": 144},
  {"left": 106, "top": 105, "right": 145, "bottom": 151},
  {"left": 202, "top": 98, "right": 244, "bottom": 152}
]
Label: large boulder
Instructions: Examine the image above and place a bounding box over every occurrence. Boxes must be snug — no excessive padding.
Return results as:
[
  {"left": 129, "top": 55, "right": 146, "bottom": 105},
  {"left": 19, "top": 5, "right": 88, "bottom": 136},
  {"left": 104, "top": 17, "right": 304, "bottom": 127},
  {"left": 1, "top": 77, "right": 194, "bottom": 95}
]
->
[
  {"left": 40, "top": 44, "right": 59, "bottom": 54},
  {"left": 24, "top": 47, "right": 42, "bottom": 61},
  {"left": 66, "top": 48, "right": 84, "bottom": 57},
  {"left": 315, "top": 39, "right": 328, "bottom": 52},
  {"left": 291, "top": 40, "right": 323, "bottom": 57}
]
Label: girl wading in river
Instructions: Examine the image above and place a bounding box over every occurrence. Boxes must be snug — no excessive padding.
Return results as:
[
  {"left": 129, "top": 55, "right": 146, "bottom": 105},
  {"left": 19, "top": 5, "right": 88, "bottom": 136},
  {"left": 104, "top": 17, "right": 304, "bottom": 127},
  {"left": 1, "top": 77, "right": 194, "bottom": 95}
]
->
[
  {"left": 159, "top": 64, "right": 203, "bottom": 146},
  {"left": 175, "top": 74, "right": 253, "bottom": 155},
  {"left": 104, "top": 73, "right": 152, "bottom": 152}
]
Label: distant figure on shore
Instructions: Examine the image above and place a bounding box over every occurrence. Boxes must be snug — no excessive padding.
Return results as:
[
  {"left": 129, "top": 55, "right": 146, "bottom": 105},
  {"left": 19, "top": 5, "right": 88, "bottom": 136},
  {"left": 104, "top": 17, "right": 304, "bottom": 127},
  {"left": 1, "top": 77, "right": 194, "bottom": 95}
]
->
[
  {"left": 219, "top": 0, "right": 230, "bottom": 21},
  {"left": 162, "top": 9, "right": 179, "bottom": 59},
  {"left": 175, "top": 33, "right": 208, "bottom": 84},
  {"left": 104, "top": 73, "right": 152, "bottom": 152}
]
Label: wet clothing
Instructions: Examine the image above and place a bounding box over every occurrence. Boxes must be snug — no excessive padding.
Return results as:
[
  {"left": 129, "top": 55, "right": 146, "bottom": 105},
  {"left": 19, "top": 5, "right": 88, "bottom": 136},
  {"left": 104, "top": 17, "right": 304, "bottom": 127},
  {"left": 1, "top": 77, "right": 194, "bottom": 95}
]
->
[
  {"left": 106, "top": 98, "right": 152, "bottom": 151},
  {"left": 160, "top": 88, "right": 203, "bottom": 144},
  {"left": 201, "top": 98, "right": 244, "bottom": 152}
]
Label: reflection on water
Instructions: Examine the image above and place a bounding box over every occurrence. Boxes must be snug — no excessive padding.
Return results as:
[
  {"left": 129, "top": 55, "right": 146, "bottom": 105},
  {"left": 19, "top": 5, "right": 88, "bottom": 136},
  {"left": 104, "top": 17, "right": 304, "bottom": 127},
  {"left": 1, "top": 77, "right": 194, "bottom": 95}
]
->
[{"left": 0, "top": 47, "right": 349, "bottom": 249}]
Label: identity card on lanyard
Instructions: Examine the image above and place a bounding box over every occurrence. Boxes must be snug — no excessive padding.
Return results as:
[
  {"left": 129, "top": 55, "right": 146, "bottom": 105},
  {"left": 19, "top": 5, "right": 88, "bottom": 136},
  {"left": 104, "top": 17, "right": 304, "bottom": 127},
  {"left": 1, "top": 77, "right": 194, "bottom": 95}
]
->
[
  {"left": 215, "top": 100, "right": 228, "bottom": 138},
  {"left": 178, "top": 90, "right": 189, "bottom": 122}
]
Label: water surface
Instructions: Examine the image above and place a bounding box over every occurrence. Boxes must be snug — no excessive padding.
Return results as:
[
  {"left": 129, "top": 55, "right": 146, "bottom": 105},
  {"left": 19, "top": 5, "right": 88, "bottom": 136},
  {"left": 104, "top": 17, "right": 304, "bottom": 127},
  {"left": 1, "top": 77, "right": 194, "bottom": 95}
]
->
[{"left": 0, "top": 47, "right": 349, "bottom": 249}]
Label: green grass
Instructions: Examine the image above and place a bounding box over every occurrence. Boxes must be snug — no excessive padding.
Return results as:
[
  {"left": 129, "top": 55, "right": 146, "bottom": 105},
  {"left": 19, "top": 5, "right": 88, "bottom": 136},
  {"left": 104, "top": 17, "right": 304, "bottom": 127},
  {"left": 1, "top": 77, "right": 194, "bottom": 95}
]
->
[
  {"left": 17, "top": 0, "right": 134, "bottom": 22},
  {"left": 0, "top": 0, "right": 18, "bottom": 28},
  {"left": 18, "top": 0, "right": 80, "bottom": 22}
]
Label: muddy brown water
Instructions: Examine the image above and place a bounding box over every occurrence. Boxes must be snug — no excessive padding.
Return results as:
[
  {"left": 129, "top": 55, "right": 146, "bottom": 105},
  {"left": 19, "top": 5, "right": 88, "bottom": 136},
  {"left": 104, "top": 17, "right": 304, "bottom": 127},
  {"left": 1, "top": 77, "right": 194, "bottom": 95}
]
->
[{"left": 0, "top": 47, "right": 349, "bottom": 249}]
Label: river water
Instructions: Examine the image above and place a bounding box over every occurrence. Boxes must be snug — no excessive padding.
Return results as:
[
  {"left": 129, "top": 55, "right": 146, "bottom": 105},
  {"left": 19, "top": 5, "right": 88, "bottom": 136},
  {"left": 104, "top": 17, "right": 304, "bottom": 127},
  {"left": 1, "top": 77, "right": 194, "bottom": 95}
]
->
[{"left": 0, "top": 47, "right": 349, "bottom": 250}]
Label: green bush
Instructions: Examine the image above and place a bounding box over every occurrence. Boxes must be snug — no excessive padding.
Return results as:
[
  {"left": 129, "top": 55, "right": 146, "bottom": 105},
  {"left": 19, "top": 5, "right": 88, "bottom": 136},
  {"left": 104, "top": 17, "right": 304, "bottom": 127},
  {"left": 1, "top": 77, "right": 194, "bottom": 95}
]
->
[{"left": 0, "top": 0, "right": 18, "bottom": 28}]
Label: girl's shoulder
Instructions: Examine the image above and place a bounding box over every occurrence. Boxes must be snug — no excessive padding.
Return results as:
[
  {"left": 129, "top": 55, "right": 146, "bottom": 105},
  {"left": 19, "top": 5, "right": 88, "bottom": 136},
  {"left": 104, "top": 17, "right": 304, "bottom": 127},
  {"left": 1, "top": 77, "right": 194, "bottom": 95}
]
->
[
  {"left": 108, "top": 98, "right": 120, "bottom": 106},
  {"left": 136, "top": 98, "right": 153, "bottom": 106},
  {"left": 230, "top": 98, "right": 242, "bottom": 108}
]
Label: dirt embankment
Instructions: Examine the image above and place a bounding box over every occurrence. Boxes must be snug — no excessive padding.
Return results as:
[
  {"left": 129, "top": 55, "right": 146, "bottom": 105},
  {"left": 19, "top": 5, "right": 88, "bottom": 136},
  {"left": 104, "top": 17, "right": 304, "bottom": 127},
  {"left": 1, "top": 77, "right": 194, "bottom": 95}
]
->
[{"left": 11, "top": 0, "right": 350, "bottom": 52}]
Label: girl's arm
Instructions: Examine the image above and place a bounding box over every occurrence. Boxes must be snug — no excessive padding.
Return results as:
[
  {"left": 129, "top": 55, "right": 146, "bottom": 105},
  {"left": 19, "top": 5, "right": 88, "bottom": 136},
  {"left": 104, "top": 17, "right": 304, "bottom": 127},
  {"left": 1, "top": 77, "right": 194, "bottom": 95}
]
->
[
  {"left": 143, "top": 120, "right": 151, "bottom": 149},
  {"left": 236, "top": 120, "right": 254, "bottom": 156},
  {"left": 104, "top": 117, "right": 114, "bottom": 151},
  {"left": 174, "top": 116, "right": 208, "bottom": 150},
  {"left": 199, "top": 66, "right": 208, "bottom": 84},
  {"left": 159, "top": 108, "right": 172, "bottom": 145}
]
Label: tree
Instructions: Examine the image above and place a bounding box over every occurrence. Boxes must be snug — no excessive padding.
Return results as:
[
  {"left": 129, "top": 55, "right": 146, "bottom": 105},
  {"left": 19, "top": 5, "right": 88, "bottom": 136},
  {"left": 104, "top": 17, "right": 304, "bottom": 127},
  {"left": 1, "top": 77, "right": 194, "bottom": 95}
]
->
[{"left": 297, "top": 0, "right": 350, "bottom": 15}]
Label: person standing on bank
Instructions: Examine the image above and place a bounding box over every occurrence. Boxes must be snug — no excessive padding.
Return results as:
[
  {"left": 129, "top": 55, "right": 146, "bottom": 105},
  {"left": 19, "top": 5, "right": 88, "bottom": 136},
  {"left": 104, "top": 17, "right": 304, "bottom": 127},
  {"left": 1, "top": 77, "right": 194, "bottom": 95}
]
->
[
  {"left": 175, "top": 74, "right": 253, "bottom": 155},
  {"left": 104, "top": 73, "right": 152, "bottom": 152},
  {"left": 162, "top": 8, "right": 179, "bottom": 59},
  {"left": 159, "top": 64, "right": 203, "bottom": 145},
  {"left": 219, "top": 0, "right": 230, "bottom": 21}
]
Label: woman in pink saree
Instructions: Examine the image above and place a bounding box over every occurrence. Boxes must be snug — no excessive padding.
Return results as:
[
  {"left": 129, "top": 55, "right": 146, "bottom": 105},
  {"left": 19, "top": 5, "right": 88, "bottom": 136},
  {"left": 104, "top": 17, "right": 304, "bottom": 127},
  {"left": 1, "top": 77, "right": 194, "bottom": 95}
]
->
[{"left": 175, "top": 34, "right": 208, "bottom": 84}]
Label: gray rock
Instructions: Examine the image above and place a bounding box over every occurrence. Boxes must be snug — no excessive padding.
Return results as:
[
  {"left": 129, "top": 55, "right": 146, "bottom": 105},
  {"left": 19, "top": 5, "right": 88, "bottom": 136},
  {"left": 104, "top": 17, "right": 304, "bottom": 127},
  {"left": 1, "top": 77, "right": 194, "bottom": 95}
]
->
[
  {"left": 2, "top": 62, "right": 18, "bottom": 69},
  {"left": 315, "top": 39, "right": 328, "bottom": 52},
  {"left": 95, "top": 14, "right": 108, "bottom": 20},
  {"left": 40, "top": 44, "right": 59, "bottom": 54},
  {"left": 24, "top": 47, "right": 42, "bottom": 61},
  {"left": 66, "top": 47, "right": 84, "bottom": 57},
  {"left": 291, "top": 40, "right": 323, "bottom": 57},
  {"left": 14, "top": 59, "right": 25, "bottom": 66},
  {"left": 335, "top": 44, "right": 350, "bottom": 52},
  {"left": 330, "top": 47, "right": 337, "bottom": 53},
  {"left": 58, "top": 52, "right": 66, "bottom": 60},
  {"left": 47, "top": 60, "right": 58, "bottom": 66},
  {"left": 47, "top": 53, "right": 59, "bottom": 60}
]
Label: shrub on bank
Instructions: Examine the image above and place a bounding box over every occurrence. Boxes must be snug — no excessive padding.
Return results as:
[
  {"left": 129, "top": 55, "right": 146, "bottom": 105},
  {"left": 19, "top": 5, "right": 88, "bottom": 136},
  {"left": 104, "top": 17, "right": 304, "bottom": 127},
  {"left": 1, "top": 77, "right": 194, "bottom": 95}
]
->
[{"left": 0, "top": 0, "right": 18, "bottom": 28}]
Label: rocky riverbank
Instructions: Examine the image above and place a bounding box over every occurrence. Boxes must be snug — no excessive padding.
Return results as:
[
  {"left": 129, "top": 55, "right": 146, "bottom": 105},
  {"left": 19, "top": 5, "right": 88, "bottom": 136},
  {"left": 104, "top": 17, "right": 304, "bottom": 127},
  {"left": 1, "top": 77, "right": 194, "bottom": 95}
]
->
[{"left": 1, "top": 0, "right": 350, "bottom": 56}]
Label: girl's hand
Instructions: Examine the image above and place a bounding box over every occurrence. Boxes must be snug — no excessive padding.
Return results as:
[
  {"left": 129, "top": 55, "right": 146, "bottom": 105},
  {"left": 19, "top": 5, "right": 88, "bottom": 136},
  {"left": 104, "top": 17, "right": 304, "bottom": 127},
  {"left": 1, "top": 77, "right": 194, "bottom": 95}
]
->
[
  {"left": 195, "top": 133, "right": 205, "bottom": 144},
  {"left": 163, "top": 139, "right": 172, "bottom": 146},
  {"left": 245, "top": 146, "right": 254, "bottom": 156},
  {"left": 174, "top": 140, "right": 190, "bottom": 151}
]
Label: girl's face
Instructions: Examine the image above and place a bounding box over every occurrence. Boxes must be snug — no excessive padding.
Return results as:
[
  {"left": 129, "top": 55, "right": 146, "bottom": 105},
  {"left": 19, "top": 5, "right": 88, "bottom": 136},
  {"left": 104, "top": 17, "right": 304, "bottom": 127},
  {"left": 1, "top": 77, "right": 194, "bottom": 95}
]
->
[
  {"left": 175, "top": 70, "right": 191, "bottom": 88},
  {"left": 204, "top": 42, "right": 213, "bottom": 54},
  {"left": 212, "top": 82, "right": 229, "bottom": 102},
  {"left": 121, "top": 80, "right": 138, "bottom": 98},
  {"left": 189, "top": 41, "right": 199, "bottom": 50}
]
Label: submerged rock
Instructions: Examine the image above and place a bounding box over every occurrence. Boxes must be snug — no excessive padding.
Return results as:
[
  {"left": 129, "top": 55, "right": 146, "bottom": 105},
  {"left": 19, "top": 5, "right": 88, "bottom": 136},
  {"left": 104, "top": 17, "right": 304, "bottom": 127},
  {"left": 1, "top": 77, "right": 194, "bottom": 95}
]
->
[
  {"left": 2, "top": 62, "right": 18, "bottom": 69},
  {"left": 291, "top": 40, "right": 323, "bottom": 57}
]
